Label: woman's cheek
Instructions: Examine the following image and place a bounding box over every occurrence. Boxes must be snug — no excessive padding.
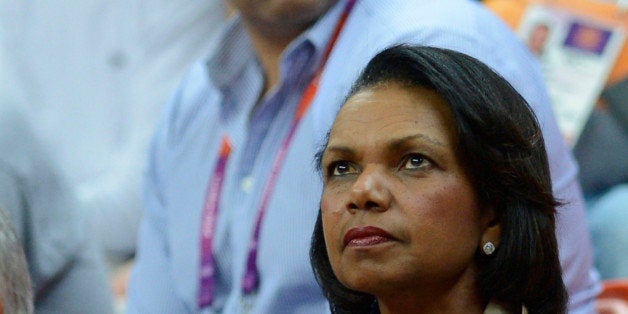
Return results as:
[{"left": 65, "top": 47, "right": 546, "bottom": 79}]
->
[{"left": 321, "top": 191, "right": 346, "bottom": 253}]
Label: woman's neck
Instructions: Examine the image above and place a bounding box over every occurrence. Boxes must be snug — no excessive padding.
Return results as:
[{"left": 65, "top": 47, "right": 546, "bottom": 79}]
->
[
  {"left": 376, "top": 268, "right": 485, "bottom": 314},
  {"left": 378, "top": 294, "right": 485, "bottom": 314}
]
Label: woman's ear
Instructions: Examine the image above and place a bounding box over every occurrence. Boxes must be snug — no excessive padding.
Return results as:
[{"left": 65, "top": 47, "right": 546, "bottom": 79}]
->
[{"left": 480, "top": 207, "right": 501, "bottom": 253}]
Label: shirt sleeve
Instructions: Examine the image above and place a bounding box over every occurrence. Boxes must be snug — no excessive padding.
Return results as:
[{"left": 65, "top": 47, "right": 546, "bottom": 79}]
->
[
  {"left": 126, "top": 105, "right": 188, "bottom": 313},
  {"left": 76, "top": 145, "right": 144, "bottom": 259}
]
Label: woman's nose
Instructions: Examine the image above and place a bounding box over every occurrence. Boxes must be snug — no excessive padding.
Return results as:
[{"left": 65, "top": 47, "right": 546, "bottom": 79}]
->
[{"left": 348, "top": 165, "right": 392, "bottom": 212}]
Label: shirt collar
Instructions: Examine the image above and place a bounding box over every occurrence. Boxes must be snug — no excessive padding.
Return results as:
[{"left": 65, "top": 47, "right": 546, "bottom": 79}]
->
[
  {"left": 206, "top": 0, "right": 348, "bottom": 92},
  {"left": 206, "top": 16, "right": 255, "bottom": 91},
  {"left": 287, "top": 0, "right": 347, "bottom": 71}
]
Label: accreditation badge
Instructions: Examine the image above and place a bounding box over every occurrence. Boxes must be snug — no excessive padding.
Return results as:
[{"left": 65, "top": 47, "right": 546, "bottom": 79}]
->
[{"left": 517, "top": 3, "right": 626, "bottom": 146}]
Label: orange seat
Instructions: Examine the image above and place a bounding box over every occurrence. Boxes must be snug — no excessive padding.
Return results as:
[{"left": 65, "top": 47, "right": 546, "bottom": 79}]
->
[
  {"left": 597, "top": 279, "right": 628, "bottom": 313},
  {"left": 600, "top": 279, "right": 628, "bottom": 301}
]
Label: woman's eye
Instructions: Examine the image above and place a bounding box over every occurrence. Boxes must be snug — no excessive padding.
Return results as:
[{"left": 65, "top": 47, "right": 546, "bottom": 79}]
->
[
  {"left": 401, "top": 154, "right": 430, "bottom": 170},
  {"left": 330, "top": 161, "right": 358, "bottom": 176}
]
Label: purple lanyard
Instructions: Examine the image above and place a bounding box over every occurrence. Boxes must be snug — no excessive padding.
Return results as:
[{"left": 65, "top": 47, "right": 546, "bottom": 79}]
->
[
  {"left": 198, "top": 0, "right": 357, "bottom": 308},
  {"left": 199, "top": 137, "right": 232, "bottom": 307}
]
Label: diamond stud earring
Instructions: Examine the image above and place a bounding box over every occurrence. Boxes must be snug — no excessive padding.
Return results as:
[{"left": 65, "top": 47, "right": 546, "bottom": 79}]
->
[{"left": 482, "top": 242, "right": 496, "bottom": 256}]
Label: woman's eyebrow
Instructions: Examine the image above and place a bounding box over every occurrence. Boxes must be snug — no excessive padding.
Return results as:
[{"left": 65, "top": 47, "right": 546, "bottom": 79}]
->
[
  {"left": 387, "top": 134, "right": 445, "bottom": 151},
  {"left": 322, "top": 145, "right": 355, "bottom": 158},
  {"left": 323, "top": 134, "right": 444, "bottom": 161}
]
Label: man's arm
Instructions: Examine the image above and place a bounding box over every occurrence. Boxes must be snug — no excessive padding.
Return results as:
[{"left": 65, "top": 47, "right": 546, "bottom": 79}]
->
[{"left": 126, "top": 115, "right": 187, "bottom": 313}]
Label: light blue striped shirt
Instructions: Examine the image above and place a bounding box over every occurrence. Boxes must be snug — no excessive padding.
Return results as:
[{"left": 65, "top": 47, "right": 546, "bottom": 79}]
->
[{"left": 128, "top": 1, "right": 600, "bottom": 313}]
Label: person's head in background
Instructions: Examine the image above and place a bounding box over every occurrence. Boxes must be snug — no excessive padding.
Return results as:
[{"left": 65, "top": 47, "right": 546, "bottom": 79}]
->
[
  {"left": 228, "top": 0, "right": 339, "bottom": 42},
  {"left": 0, "top": 207, "right": 33, "bottom": 314},
  {"left": 311, "top": 45, "right": 567, "bottom": 313},
  {"left": 527, "top": 22, "right": 550, "bottom": 56},
  {"left": 226, "top": 0, "right": 340, "bottom": 92}
]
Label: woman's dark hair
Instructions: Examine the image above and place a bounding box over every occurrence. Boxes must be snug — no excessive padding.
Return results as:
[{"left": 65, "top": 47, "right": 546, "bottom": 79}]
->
[{"left": 310, "top": 45, "right": 568, "bottom": 313}]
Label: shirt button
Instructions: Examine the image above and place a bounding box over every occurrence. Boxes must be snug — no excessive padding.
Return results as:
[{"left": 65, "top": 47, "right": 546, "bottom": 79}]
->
[
  {"left": 241, "top": 176, "right": 254, "bottom": 193},
  {"left": 108, "top": 51, "right": 127, "bottom": 70}
]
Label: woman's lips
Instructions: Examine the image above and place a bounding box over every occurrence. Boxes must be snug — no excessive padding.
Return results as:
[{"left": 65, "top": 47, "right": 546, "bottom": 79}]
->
[{"left": 343, "top": 226, "right": 396, "bottom": 247}]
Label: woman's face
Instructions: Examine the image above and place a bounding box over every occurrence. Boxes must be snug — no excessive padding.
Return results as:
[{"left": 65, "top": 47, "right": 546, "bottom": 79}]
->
[{"left": 320, "top": 83, "right": 494, "bottom": 298}]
